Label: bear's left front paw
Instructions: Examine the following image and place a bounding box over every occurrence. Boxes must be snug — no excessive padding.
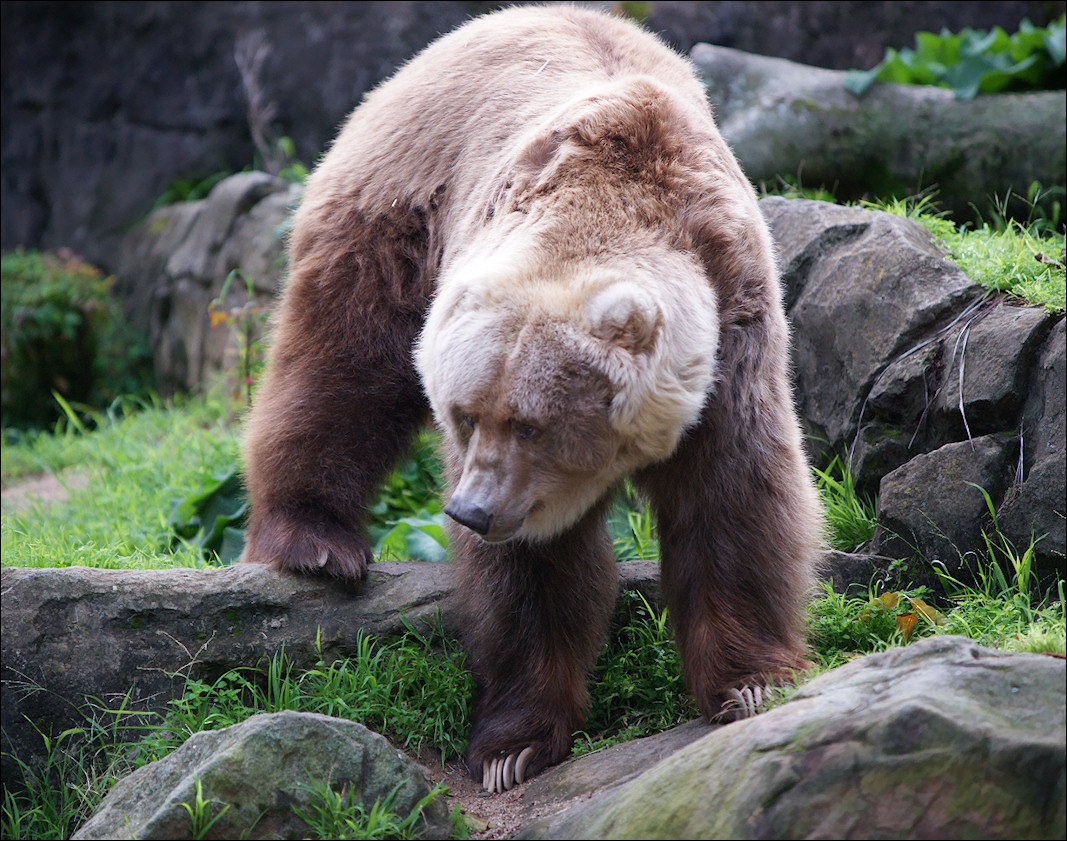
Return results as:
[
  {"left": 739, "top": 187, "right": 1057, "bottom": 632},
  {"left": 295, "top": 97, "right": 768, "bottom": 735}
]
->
[
  {"left": 481, "top": 746, "right": 535, "bottom": 794},
  {"left": 713, "top": 685, "right": 765, "bottom": 723}
]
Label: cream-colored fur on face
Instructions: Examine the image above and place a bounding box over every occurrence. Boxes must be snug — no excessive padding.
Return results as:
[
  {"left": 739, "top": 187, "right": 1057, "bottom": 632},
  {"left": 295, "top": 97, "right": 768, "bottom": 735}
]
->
[{"left": 416, "top": 237, "right": 718, "bottom": 541}]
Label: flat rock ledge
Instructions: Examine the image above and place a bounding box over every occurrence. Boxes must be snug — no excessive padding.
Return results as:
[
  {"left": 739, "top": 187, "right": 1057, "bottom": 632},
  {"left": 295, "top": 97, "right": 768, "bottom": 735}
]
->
[{"left": 1, "top": 553, "right": 875, "bottom": 784}]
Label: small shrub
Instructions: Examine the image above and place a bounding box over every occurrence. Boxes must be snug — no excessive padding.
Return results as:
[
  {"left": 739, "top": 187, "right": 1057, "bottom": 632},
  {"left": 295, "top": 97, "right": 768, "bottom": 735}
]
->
[{"left": 1, "top": 249, "right": 152, "bottom": 430}]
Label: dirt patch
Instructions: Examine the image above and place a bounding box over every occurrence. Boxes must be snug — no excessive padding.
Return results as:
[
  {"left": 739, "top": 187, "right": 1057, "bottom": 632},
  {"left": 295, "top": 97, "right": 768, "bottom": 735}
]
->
[
  {"left": 411, "top": 750, "right": 532, "bottom": 840},
  {"left": 1, "top": 470, "right": 90, "bottom": 515}
]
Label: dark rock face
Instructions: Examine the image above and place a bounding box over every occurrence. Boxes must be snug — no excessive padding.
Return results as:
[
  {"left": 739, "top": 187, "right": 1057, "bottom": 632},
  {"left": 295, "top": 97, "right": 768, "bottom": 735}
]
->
[
  {"left": 761, "top": 196, "right": 1065, "bottom": 586},
  {"left": 1, "top": 1, "right": 475, "bottom": 264},
  {"left": 643, "top": 0, "right": 1058, "bottom": 68},
  {"left": 3, "top": 1, "right": 1058, "bottom": 266}
]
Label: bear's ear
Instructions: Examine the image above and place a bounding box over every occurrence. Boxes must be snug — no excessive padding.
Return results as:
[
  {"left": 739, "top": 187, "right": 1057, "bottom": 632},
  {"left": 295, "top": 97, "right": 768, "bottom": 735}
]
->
[{"left": 585, "top": 283, "right": 661, "bottom": 354}]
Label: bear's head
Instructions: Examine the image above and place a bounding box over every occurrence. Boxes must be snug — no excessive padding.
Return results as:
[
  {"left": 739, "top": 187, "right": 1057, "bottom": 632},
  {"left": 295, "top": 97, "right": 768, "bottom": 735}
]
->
[{"left": 416, "top": 247, "right": 718, "bottom": 543}]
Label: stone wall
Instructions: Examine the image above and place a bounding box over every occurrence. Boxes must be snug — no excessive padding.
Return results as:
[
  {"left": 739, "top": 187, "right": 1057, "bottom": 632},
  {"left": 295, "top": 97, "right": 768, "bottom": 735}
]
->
[{"left": 3, "top": 0, "right": 1059, "bottom": 268}]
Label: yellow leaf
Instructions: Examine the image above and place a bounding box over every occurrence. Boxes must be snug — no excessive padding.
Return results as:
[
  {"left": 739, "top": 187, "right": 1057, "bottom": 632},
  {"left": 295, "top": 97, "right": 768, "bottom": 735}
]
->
[
  {"left": 896, "top": 611, "right": 919, "bottom": 643},
  {"left": 909, "top": 597, "right": 948, "bottom": 627},
  {"left": 858, "top": 591, "right": 901, "bottom": 620}
]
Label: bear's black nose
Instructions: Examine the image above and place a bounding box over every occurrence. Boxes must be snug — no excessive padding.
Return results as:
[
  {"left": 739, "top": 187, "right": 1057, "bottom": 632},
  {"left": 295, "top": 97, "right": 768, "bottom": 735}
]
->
[{"left": 445, "top": 499, "right": 493, "bottom": 535}]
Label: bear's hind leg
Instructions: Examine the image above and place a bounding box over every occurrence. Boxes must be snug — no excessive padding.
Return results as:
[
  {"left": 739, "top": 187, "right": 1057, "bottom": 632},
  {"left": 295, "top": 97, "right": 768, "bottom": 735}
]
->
[{"left": 452, "top": 506, "right": 617, "bottom": 791}]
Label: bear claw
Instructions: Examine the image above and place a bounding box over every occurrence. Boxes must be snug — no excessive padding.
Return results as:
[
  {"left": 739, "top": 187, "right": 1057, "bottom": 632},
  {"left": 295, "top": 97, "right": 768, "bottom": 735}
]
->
[
  {"left": 481, "top": 745, "right": 534, "bottom": 793},
  {"left": 717, "top": 685, "right": 765, "bottom": 721}
]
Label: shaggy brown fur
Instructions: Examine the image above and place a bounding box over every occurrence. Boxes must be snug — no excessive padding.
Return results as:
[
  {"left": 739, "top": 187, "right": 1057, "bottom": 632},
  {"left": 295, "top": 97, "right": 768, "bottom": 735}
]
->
[{"left": 242, "top": 5, "right": 821, "bottom": 785}]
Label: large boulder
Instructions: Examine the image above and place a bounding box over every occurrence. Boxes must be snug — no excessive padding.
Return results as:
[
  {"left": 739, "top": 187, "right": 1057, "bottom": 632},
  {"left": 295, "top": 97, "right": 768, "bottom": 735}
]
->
[
  {"left": 517, "top": 636, "right": 1066, "bottom": 840},
  {"left": 693, "top": 44, "right": 1066, "bottom": 223},
  {"left": 73, "top": 711, "right": 452, "bottom": 840}
]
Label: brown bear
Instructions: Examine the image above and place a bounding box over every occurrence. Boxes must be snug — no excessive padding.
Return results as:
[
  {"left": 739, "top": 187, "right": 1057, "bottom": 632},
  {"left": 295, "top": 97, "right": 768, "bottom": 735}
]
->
[{"left": 242, "top": 5, "right": 821, "bottom": 792}]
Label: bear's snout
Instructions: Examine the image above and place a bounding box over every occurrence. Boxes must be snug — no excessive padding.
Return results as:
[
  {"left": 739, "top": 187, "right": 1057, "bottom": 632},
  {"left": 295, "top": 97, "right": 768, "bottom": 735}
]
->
[{"left": 445, "top": 497, "right": 494, "bottom": 536}]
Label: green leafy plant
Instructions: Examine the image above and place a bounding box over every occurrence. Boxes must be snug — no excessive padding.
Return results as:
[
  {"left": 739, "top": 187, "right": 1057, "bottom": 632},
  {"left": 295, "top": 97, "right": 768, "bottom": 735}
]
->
[
  {"left": 845, "top": 16, "right": 1067, "bottom": 100},
  {"left": 1, "top": 249, "right": 152, "bottom": 430},
  {"left": 167, "top": 466, "right": 248, "bottom": 564},
  {"left": 606, "top": 485, "right": 659, "bottom": 561}
]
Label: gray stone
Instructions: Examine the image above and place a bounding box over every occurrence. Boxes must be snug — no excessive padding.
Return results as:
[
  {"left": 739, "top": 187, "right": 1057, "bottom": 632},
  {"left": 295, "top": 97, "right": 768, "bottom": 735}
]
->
[
  {"left": 849, "top": 303, "right": 1055, "bottom": 494},
  {"left": 999, "top": 318, "right": 1067, "bottom": 582},
  {"left": 760, "top": 196, "right": 871, "bottom": 310},
  {"left": 522, "top": 719, "right": 715, "bottom": 814},
  {"left": 874, "top": 434, "right": 1017, "bottom": 579},
  {"left": 694, "top": 43, "right": 1066, "bottom": 223},
  {"left": 114, "top": 171, "right": 301, "bottom": 393},
  {"left": 517, "top": 636, "right": 1066, "bottom": 840},
  {"left": 931, "top": 303, "right": 1054, "bottom": 440},
  {"left": 72, "top": 711, "right": 451, "bottom": 840},
  {"left": 764, "top": 198, "right": 982, "bottom": 456}
]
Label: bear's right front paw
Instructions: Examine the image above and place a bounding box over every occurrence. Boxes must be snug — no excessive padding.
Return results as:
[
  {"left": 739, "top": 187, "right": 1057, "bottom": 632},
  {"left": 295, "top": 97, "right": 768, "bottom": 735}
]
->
[
  {"left": 242, "top": 511, "right": 371, "bottom": 586},
  {"left": 481, "top": 746, "right": 535, "bottom": 794}
]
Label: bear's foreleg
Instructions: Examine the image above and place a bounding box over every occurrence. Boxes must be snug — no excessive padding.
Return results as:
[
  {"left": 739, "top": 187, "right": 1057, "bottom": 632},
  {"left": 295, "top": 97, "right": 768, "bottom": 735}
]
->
[
  {"left": 637, "top": 324, "right": 821, "bottom": 722},
  {"left": 242, "top": 205, "right": 436, "bottom": 583},
  {"left": 451, "top": 506, "right": 617, "bottom": 791}
]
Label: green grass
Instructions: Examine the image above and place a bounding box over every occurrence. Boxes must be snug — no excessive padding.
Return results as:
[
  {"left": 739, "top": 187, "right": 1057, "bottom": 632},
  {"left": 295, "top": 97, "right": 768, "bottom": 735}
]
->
[
  {"left": 2, "top": 394, "right": 240, "bottom": 570},
  {"left": 813, "top": 455, "right": 878, "bottom": 552},
  {"left": 870, "top": 192, "right": 1066, "bottom": 311}
]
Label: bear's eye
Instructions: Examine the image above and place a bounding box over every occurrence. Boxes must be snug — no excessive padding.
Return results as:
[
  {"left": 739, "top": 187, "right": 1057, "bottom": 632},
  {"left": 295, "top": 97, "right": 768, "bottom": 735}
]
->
[
  {"left": 461, "top": 413, "right": 476, "bottom": 429},
  {"left": 516, "top": 423, "right": 540, "bottom": 441}
]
